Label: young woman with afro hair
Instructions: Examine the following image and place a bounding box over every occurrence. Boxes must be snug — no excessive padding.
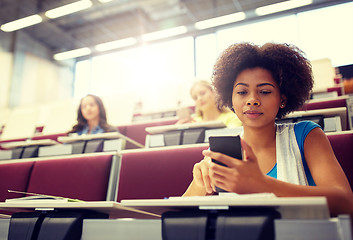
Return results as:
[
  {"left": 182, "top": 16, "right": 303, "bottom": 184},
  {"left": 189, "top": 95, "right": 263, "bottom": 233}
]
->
[{"left": 183, "top": 42, "right": 353, "bottom": 218}]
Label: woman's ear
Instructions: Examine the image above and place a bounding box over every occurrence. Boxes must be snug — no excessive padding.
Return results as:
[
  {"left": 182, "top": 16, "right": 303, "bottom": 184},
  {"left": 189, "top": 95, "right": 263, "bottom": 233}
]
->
[{"left": 280, "top": 95, "right": 287, "bottom": 108}]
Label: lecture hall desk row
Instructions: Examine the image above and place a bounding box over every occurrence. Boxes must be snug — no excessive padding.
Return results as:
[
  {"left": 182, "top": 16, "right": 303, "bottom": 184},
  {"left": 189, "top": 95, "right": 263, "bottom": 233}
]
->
[
  {"left": 3, "top": 130, "right": 352, "bottom": 203},
  {"left": 0, "top": 132, "right": 352, "bottom": 239},
  {"left": 0, "top": 130, "right": 352, "bottom": 239}
]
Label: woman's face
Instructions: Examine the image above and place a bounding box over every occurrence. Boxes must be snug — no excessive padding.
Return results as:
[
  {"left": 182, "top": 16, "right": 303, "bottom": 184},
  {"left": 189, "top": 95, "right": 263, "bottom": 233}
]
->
[
  {"left": 232, "top": 67, "right": 284, "bottom": 128},
  {"left": 80, "top": 96, "right": 100, "bottom": 122},
  {"left": 191, "top": 83, "right": 216, "bottom": 113}
]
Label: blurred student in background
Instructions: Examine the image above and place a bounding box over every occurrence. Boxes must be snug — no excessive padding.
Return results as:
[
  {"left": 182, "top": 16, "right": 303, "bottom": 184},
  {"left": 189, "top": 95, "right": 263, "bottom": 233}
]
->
[
  {"left": 177, "top": 80, "right": 242, "bottom": 128},
  {"left": 68, "top": 94, "right": 117, "bottom": 135}
]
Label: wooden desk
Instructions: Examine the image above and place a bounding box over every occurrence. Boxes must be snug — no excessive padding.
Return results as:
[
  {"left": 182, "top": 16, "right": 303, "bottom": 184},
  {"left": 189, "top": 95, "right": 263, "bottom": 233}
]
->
[
  {"left": 145, "top": 121, "right": 228, "bottom": 147},
  {"left": 121, "top": 195, "right": 330, "bottom": 220},
  {"left": 0, "top": 139, "right": 58, "bottom": 150},
  {"left": 145, "top": 120, "right": 226, "bottom": 135},
  {"left": 0, "top": 201, "right": 159, "bottom": 219},
  {"left": 58, "top": 132, "right": 144, "bottom": 148},
  {"left": 284, "top": 107, "right": 347, "bottom": 130},
  {"left": 0, "top": 198, "right": 351, "bottom": 240}
]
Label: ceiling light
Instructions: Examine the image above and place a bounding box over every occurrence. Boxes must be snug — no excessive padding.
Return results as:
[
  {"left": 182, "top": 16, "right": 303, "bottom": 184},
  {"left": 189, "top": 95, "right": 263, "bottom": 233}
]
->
[
  {"left": 45, "top": 0, "right": 93, "bottom": 19},
  {"left": 142, "top": 26, "right": 187, "bottom": 42},
  {"left": 54, "top": 48, "right": 91, "bottom": 61},
  {"left": 194, "top": 12, "right": 246, "bottom": 30},
  {"left": 255, "top": 0, "right": 313, "bottom": 16},
  {"left": 0, "top": 15, "right": 42, "bottom": 32},
  {"left": 97, "top": 0, "right": 113, "bottom": 2},
  {"left": 95, "top": 38, "right": 137, "bottom": 52}
]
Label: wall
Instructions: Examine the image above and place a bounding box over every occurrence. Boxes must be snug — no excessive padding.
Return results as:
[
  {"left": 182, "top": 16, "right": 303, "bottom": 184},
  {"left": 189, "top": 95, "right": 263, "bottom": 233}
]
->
[{"left": 0, "top": 30, "right": 75, "bottom": 109}]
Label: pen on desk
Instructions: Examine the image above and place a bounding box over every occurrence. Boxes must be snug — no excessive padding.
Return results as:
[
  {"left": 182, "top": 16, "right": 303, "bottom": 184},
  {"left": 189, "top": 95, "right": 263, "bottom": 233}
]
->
[{"left": 7, "top": 190, "right": 83, "bottom": 202}]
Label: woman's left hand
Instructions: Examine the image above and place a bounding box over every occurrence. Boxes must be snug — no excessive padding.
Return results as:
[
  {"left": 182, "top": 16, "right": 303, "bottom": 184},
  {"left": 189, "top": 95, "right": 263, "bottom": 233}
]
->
[{"left": 203, "top": 139, "right": 268, "bottom": 193}]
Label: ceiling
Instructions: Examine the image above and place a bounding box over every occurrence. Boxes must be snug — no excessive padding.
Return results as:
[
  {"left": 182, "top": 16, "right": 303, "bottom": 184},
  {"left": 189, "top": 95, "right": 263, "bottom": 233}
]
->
[{"left": 0, "top": 0, "right": 349, "bottom": 57}]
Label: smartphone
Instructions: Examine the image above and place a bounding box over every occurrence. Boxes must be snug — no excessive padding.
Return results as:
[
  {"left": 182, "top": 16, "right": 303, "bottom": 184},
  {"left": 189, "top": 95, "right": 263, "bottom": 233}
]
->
[
  {"left": 209, "top": 135, "right": 243, "bottom": 166},
  {"left": 208, "top": 135, "right": 243, "bottom": 193}
]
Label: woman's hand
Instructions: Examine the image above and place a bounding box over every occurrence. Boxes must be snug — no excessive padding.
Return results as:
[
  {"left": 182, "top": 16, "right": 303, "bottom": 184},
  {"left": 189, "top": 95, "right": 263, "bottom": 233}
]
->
[
  {"left": 192, "top": 155, "right": 214, "bottom": 194},
  {"left": 204, "top": 139, "right": 268, "bottom": 194}
]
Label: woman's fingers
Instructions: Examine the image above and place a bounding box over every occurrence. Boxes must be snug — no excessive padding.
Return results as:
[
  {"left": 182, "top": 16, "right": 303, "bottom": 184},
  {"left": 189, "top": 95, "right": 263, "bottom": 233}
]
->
[
  {"left": 203, "top": 149, "right": 240, "bottom": 168},
  {"left": 193, "top": 156, "right": 213, "bottom": 194},
  {"left": 240, "top": 139, "right": 257, "bottom": 163}
]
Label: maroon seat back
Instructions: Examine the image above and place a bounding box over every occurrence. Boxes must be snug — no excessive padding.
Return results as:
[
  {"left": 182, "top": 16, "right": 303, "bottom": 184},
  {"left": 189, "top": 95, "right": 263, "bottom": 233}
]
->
[
  {"left": 117, "top": 145, "right": 208, "bottom": 201},
  {"left": 327, "top": 86, "right": 343, "bottom": 96},
  {"left": 302, "top": 98, "right": 347, "bottom": 111},
  {"left": 0, "top": 161, "right": 35, "bottom": 202},
  {"left": 122, "top": 119, "right": 178, "bottom": 149},
  {"left": 328, "top": 132, "right": 353, "bottom": 190},
  {"left": 26, "top": 154, "right": 114, "bottom": 201}
]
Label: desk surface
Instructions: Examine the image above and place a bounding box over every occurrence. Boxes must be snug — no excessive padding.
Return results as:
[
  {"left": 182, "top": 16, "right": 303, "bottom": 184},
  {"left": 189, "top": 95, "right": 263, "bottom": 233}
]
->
[
  {"left": 0, "top": 201, "right": 160, "bottom": 219},
  {"left": 0, "top": 139, "right": 58, "bottom": 149},
  {"left": 58, "top": 132, "right": 144, "bottom": 148},
  {"left": 121, "top": 195, "right": 330, "bottom": 220},
  {"left": 0, "top": 196, "right": 330, "bottom": 220},
  {"left": 145, "top": 120, "right": 226, "bottom": 134},
  {"left": 58, "top": 132, "right": 125, "bottom": 143},
  {"left": 285, "top": 107, "right": 346, "bottom": 119},
  {"left": 285, "top": 107, "right": 347, "bottom": 130}
]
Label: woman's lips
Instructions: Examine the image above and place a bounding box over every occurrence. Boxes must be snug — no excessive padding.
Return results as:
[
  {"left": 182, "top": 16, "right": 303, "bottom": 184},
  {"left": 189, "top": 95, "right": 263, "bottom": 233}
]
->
[{"left": 244, "top": 110, "right": 263, "bottom": 118}]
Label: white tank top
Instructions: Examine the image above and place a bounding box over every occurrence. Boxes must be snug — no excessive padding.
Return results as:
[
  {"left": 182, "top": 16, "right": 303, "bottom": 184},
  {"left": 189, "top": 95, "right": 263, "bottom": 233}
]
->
[{"left": 276, "top": 124, "right": 309, "bottom": 186}]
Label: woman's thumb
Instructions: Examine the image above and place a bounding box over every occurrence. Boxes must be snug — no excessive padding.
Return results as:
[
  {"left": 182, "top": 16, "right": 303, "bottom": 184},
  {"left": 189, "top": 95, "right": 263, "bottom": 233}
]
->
[{"left": 240, "top": 138, "right": 256, "bottom": 162}]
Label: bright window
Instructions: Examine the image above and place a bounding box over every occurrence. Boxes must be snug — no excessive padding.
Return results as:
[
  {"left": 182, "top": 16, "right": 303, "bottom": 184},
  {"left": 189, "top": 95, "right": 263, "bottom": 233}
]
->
[
  {"left": 297, "top": 2, "right": 353, "bottom": 66},
  {"left": 77, "top": 37, "right": 195, "bottom": 112},
  {"left": 217, "top": 15, "right": 299, "bottom": 53}
]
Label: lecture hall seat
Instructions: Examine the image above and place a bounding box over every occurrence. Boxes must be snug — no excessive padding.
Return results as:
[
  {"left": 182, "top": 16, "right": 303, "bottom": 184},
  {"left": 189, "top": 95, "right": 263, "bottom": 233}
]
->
[
  {"left": 328, "top": 131, "right": 353, "bottom": 190},
  {"left": 116, "top": 130, "right": 353, "bottom": 202},
  {"left": 327, "top": 86, "right": 343, "bottom": 96},
  {"left": 0, "top": 161, "right": 35, "bottom": 202},
  {"left": 302, "top": 98, "right": 347, "bottom": 111},
  {"left": 26, "top": 154, "right": 116, "bottom": 201},
  {"left": 0, "top": 160, "right": 35, "bottom": 216},
  {"left": 116, "top": 144, "right": 208, "bottom": 202},
  {"left": 122, "top": 119, "right": 178, "bottom": 149},
  {"left": 301, "top": 97, "right": 350, "bottom": 130}
]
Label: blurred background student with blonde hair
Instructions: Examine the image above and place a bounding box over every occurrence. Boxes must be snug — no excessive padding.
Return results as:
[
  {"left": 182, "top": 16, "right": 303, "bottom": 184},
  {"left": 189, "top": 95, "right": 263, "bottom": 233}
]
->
[{"left": 177, "top": 80, "right": 242, "bottom": 128}]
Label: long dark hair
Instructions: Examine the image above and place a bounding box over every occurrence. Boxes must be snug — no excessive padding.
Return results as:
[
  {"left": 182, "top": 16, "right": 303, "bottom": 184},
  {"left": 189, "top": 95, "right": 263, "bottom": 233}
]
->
[{"left": 68, "top": 94, "right": 115, "bottom": 133}]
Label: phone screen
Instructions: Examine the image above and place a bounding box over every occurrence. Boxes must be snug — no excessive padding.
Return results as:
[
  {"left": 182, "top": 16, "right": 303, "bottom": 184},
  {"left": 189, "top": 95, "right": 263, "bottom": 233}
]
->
[
  {"left": 209, "top": 135, "right": 242, "bottom": 167},
  {"left": 208, "top": 135, "right": 242, "bottom": 193}
]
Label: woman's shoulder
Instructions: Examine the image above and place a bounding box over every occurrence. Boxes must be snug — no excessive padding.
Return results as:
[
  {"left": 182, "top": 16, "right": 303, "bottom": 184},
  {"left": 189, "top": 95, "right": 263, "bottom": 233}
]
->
[{"left": 294, "top": 121, "right": 321, "bottom": 137}]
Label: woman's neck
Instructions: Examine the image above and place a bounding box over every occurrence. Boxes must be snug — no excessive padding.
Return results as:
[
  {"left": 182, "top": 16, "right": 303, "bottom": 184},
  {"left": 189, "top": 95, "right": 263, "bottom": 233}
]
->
[
  {"left": 87, "top": 119, "right": 99, "bottom": 133},
  {"left": 243, "top": 123, "right": 277, "bottom": 149}
]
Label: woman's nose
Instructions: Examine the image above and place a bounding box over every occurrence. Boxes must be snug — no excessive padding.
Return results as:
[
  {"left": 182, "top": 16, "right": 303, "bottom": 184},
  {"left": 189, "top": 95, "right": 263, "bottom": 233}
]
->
[{"left": 246, "top": 95, "right": 260, "bottom": 106}]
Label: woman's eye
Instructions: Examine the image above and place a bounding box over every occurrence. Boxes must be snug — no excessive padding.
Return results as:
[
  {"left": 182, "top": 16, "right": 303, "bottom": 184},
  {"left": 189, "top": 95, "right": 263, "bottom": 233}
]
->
[
  {"left": 260, "top": 90, "right": 271, "bottom": 95},
  {"left": 237, "top": 91, "right": 247, "bottom": 95}
]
